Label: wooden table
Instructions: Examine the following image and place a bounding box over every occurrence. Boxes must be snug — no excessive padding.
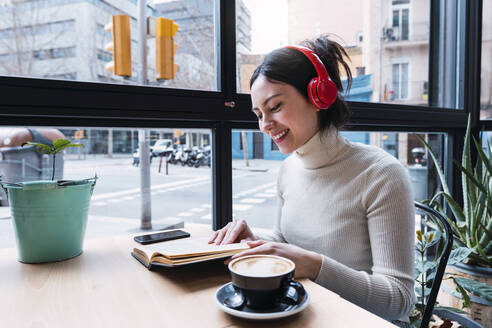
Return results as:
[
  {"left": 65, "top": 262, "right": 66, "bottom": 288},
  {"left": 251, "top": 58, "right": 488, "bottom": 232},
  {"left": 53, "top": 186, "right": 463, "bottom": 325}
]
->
[{"left": 0, "top": 224, "right": 396, "bottom": 328}]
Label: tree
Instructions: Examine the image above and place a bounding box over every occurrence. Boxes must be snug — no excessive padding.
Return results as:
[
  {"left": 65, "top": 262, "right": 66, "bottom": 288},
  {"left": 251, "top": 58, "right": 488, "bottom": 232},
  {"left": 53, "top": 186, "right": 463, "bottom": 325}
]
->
[{"left": 0, "top": 0, "right": 71, "bottom": 77}]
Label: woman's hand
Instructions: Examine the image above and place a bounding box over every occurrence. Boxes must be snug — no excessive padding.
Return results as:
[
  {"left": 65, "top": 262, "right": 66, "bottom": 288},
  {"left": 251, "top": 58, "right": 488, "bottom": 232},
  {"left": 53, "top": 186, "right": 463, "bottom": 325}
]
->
[
  {"left": 208, "top": 218, "right": 256, "bottom": 245},
  {"left": 225, "top": 240, "right": 323, "bottom": 280}
]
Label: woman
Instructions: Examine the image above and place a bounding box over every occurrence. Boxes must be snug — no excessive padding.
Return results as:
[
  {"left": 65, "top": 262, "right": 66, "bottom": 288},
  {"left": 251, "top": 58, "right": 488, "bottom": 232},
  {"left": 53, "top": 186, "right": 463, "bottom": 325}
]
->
[{"left": 209, "top": 35, "right": 415, "bottom": 326}]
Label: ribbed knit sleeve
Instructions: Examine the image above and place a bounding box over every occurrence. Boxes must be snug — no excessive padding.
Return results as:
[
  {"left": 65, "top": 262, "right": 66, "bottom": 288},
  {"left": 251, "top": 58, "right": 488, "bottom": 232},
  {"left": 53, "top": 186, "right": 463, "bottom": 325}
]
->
[{"left": 314, "top": 161, "right": 416, "bottom": 321}]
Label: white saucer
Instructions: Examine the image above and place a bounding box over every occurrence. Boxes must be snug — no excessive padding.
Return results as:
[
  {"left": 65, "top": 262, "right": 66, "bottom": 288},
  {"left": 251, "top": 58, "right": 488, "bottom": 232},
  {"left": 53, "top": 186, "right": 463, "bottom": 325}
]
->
[{"left": 215, "top": 282, "right": 310, "bottom": 320}]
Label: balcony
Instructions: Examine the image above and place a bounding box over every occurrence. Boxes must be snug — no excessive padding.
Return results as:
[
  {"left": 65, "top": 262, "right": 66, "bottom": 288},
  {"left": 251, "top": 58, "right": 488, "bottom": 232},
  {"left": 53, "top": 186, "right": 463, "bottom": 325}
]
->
[
  {"left": 382, "top": 22, "right": 429, "bottom": 49},
  {"left": 383, "top": 79, "right": 428, "bottom": 106}
]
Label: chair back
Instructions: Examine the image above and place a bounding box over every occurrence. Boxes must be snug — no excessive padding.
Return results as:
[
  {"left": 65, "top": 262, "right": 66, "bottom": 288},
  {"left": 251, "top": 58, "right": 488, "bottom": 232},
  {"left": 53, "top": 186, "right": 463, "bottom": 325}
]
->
[{"left": 414, "top": 201, "right": 453, "bottom": 328}]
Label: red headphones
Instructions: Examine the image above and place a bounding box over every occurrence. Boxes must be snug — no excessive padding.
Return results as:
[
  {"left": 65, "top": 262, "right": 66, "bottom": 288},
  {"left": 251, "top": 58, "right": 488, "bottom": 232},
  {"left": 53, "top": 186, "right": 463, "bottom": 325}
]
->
[{"left": 286, "top": 45, "right": 338, "bottom": 110}]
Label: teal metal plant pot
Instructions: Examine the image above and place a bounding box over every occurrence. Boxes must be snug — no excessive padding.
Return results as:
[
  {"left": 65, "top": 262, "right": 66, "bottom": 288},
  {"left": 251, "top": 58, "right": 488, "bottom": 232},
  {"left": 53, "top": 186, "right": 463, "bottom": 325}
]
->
[{"left": 1, "top": 178, "right": 96, "bottom": 263}]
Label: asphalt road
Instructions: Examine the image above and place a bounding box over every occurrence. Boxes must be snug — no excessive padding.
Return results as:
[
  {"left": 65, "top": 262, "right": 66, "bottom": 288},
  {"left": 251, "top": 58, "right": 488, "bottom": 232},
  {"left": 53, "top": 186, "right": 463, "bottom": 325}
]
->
[
  {"left": 0, "top": 155, "right": 282, "bottom": 248},
  {"left": 66, "top": 155, "right": 281, "bottom": 228}
]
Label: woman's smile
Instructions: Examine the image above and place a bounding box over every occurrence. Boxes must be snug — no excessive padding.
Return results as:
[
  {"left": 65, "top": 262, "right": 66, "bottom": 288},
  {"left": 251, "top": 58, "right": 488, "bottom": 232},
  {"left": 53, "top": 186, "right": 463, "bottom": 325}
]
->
[{"left": 271, "top": 129, "right": 289, "bottom": 142}]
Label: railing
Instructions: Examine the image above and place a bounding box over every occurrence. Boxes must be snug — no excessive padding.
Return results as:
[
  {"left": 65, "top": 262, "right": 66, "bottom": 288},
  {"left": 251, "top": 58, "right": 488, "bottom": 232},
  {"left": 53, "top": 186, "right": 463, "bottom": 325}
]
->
[
  {"left": 382, "top": 22, "right": 429, "bottom": 43},
  {"left": 383, "top": 79, "right": 428, "bottom": 102}
]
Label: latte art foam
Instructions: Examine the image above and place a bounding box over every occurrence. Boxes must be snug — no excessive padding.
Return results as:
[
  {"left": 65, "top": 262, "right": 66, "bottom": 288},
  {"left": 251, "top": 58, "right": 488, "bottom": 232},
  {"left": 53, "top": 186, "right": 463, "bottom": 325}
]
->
[{"left": 231, "top": 256, "right": 292, "bottom": 277}]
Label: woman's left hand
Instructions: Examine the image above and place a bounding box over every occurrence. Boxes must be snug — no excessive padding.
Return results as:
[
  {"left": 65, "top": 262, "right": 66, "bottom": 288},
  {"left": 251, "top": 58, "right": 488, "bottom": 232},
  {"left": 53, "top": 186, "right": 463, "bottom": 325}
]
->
[{"left": 225, "top": 240, "right": 323, "bottom": 280}]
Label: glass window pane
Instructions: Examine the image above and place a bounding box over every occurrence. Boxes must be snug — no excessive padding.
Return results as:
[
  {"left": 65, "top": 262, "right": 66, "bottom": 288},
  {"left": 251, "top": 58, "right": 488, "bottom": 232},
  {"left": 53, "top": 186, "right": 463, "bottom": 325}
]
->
[
  {"left": 392, "top": 63, "right": 400, "bottom": 99},
  {"left": 392, "top": 9, "right": 400, "bottom": 28},
  {"left": 401, "top": 62, "right": 409, "bottom": 99},
  {"left": 481, "top": 1, "right": 492, "bottom": 119},
  {"left": 237, "top": 0, "right": 466, "bottom": 108},
  {"left": 401, "top": 8, "right": 409, "bottom": 40},
  {"left": 232, "top": 129, "right": 445, "bottom": 230},
  {"left": 0, "top": 0, "right": 217, "bottom": 90},
  {"left": 0, "top": 127, "right": 213, "bottom": 249}
]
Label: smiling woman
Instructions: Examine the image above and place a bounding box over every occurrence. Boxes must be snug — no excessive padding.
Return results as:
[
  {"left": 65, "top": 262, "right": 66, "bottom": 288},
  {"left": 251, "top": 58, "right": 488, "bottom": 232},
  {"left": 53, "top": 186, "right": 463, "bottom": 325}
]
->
[{"left": 211, "top": 35, "right": 415, "bottom": 328}]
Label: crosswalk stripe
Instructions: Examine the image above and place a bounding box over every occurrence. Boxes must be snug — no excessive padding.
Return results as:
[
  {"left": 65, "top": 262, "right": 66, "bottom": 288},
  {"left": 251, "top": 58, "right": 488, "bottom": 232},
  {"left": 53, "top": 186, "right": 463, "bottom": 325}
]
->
[
  {"left": 177, "top": 212, "right": 192, "bottom": 217},
  {"left": 233, "top": 204, "right": 252, "bottom": 211},
  {"left": 240, "top": 198, "right": 265, "bottom": 204},
  {"left": 255, "top": 193, "right": 275, "bottom": 197}
]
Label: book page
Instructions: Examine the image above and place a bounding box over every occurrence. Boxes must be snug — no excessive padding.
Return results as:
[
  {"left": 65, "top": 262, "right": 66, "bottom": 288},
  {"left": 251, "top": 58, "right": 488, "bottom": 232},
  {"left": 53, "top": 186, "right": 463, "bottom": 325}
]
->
[
  {"left": 151, "top": 250, "right": 244, "bottom": 265},
  {"left": 134, "top": 236, "right": 250, "bottom": 260}
]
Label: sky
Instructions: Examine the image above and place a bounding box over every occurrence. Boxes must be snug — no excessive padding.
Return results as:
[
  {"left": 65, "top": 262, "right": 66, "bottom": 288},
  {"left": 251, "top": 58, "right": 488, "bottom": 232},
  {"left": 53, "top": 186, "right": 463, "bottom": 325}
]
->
[
  {"left": 242, "top": 0, "right": 288, "bottom": 53},
  {"left": 152, "top": 0, "right": 288, "bottom": 54}
]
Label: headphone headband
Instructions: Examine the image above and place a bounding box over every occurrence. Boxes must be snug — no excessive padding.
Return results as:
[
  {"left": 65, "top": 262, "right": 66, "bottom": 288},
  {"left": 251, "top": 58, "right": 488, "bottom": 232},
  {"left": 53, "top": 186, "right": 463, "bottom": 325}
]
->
[
  {"left": 285, "top": 45, "right": 338, "bottom": 110},
  {"left": 285, "top": 45, "right": 330, "bottom": 83}
]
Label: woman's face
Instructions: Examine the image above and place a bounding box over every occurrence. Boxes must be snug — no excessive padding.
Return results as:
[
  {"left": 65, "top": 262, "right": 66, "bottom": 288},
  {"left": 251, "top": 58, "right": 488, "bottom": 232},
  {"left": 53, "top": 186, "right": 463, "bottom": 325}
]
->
[{"left": 251, "top": 75, "right": 320, "bottom": 154}]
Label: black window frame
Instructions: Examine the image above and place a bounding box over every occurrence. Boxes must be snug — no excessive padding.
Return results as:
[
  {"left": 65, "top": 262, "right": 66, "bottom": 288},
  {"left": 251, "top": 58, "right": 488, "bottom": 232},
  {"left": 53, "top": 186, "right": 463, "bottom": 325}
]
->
[{"left": 0, "top": 0, "right": 484, "bottom": 230}]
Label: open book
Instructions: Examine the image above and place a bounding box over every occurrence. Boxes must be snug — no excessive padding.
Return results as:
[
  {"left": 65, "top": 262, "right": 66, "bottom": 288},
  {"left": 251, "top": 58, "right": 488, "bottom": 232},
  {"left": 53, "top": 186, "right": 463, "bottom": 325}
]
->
[{"left": 132, "top": 236, "right": 250, "bottom": 269}]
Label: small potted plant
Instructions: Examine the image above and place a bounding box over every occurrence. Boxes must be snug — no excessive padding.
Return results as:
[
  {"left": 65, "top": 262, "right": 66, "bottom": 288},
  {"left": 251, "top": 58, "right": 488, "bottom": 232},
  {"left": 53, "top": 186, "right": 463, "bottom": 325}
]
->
[
  {"left": 0, "top": 139, "right": 97, "bottom": 263},
  {"left": 410, "top": 229, "right": 486, "bottom": 328},
  {"left": 417, "top": 116, "right": 492, "bottom": 324}
]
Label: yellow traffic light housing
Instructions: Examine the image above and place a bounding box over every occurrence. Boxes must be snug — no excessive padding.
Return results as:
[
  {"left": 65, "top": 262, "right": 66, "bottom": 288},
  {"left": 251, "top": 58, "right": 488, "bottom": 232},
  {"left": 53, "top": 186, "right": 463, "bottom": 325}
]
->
[
  {"left": 104, "top": 15, "right": 132, "bottom": 77},
  {"left": 156, "top": 18, "right": 178, "bottom": 80}
]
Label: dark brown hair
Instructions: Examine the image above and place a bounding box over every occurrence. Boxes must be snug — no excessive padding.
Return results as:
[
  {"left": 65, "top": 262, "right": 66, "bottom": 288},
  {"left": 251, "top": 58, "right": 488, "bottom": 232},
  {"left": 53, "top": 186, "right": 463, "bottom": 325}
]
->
[{"left": 250, "top": 35, "right": 352, "bottom": 131}]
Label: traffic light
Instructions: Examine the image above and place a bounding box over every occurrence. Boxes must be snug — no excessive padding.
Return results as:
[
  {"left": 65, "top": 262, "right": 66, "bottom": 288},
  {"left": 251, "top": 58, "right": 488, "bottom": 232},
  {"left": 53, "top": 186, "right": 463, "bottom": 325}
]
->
[
  {"left": 104, "top": 15, "right": 132, "bottom": 77},
  {"left": 156, "top": 18, "right": 178, "bottom": 80},
  {"left": 74, "top": 130, "right": 85, "bottom": 139}
]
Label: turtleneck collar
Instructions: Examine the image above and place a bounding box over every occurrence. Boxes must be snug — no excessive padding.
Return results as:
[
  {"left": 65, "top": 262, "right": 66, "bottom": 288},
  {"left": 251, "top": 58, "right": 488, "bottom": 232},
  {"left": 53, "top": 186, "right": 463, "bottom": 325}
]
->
[{"left": 294, "top": 125, "right": 349, "bottom": 169}]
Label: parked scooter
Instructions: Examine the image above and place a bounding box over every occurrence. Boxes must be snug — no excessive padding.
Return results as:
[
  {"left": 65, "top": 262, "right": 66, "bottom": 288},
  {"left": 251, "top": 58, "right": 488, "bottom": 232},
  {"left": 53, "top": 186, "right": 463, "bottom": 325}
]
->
[{"left": 193, "top": 146, "right": 211, "bottom": 168}]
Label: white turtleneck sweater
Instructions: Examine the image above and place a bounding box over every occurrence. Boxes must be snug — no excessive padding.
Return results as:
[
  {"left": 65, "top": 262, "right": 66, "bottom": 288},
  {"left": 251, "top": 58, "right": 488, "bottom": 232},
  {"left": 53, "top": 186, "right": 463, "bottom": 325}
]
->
[{"left": 256, "top": 127, "right": 416, "bottom": 322}]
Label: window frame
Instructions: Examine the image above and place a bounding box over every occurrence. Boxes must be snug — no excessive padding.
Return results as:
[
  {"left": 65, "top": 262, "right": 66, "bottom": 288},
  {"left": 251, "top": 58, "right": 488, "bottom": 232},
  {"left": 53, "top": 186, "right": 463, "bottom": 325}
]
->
[{"left": 0, "top": 0, "right": 484, "bottom": 230}]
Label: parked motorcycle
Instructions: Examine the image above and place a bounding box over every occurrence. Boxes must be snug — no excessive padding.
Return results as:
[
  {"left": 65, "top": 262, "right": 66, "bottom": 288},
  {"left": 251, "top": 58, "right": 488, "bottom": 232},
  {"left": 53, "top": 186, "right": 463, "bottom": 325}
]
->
[{"left": 193, "top": 146, "right": 211, "bottom": 168}]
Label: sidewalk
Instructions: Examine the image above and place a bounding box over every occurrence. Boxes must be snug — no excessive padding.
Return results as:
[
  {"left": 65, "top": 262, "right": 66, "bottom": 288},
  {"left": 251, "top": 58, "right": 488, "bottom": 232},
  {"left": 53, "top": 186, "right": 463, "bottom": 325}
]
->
[
  {"left": 0, "top": 211, "right": 184, "bottom": 249},
  {"left": 65, "top": 154, "right": 282, "bottom": 172},
  {"left": 232, "top": 159, "right": 281, "bottom": 172}
]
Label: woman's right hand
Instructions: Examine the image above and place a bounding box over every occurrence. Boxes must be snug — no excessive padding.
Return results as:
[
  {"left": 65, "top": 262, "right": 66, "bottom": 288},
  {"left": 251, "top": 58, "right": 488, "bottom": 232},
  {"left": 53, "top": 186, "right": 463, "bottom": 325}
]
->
[{"left": 208, "top": 218, "right": 256, "bottom": 245}]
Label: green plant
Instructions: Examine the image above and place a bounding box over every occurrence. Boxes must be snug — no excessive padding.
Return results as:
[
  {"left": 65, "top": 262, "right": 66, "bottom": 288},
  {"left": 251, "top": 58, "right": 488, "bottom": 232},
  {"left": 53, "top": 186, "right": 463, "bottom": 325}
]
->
[
  {"left": 416, "top": 116, "right": 492, "bottom": 313},
  {"left": 410, "top": 229, "right": 491, "bottom": 328},
  {"left": 22, "top": 139, "right": 83, "bottom": 181},
  {"left": 416, "top": 116, "right": 492, "bottom": 268}
]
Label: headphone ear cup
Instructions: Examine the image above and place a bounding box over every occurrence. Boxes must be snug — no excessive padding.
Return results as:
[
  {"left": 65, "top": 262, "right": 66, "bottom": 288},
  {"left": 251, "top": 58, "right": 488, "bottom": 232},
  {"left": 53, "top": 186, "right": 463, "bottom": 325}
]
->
[
  {"left": 307, "top": 78, "right": 337, "bottom": 110},
  {"left": 316, "top": 80, "right": 338, "bottom": 109},
  {"left": 307, "top": 78, "right": 323, "bottom": 109}
]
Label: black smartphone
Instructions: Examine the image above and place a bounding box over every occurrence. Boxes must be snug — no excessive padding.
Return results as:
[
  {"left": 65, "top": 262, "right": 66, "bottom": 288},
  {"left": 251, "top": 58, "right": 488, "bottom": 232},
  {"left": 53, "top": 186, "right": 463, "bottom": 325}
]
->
[{"left": 134, "top": 230, "right": 191, "bottom": 245}]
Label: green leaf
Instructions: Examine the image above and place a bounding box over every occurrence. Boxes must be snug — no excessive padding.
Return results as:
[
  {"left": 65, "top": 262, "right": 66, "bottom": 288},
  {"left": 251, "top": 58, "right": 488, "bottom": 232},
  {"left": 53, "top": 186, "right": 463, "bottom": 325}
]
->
[
  {"left": 52, "top": 139, "right": 71, "bottom": 149},
  {"left": 434, "top": 191, "right": 466, "bottom": 222},
  {"left": 416, "top": 135, "right": 450, "bottom": 195},
  {"left": 481, "top": 222, "right": 492, "bottom": 240},
  {"left": 415, "top": 261, "right": 437, "bottom": 274},
  {"left": 454, "top": 277, "right": 492, "bottom": 303},
  {"left": 462, "top": 115, "right": 474, "bottom": 220},
  {"left": 52, "top": 139, "right": 83, "bottom": 154},
  {"left": 454, "top": 159, "right": 488, "bottom": 196},
  {"left": 452, "top": 277, "right": 472, "bottom": 309},
  {"left": 409, "top": 318, "right": 422, "bottom": 328},
  {"left": 448, "top": 247, "right": 473, "bottom": 265},
  {"left": 473, "top": 136, "right": 492, "bottom": 178},
  {"left": 22, "top": 142, "right": 53, "bottom": 154},
  {"left": 433, "top": 306, "right": 469, "bottom": 315}
]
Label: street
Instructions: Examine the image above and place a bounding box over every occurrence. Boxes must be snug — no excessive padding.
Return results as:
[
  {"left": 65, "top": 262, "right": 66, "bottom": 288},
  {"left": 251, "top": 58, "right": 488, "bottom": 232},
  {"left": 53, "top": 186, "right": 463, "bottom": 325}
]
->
[{"left": 0, "top": 155, "right": 282, "bottom": 249}]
